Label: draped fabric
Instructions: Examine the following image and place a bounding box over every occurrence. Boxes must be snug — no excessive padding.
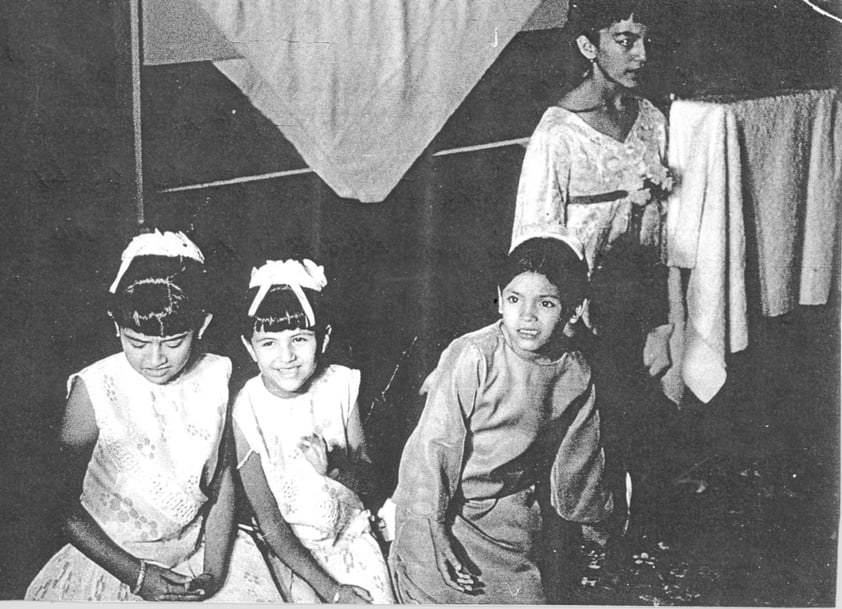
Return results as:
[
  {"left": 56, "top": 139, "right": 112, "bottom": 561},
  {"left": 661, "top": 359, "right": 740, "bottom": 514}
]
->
[
  {"left": 666, "top": 89, "right": 839, "bottom": 403},
  {"left": 195, "top": 0, "right": 544, "bottom": 202}
]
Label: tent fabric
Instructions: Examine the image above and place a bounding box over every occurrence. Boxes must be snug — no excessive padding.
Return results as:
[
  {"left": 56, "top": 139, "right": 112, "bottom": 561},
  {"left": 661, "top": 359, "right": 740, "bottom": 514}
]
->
[{"left": 195, "top": 0, "right": 546, "bottom": 202}]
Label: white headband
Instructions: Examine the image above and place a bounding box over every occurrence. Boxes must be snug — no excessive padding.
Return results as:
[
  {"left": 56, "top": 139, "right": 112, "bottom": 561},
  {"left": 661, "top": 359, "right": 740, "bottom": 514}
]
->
[
  {"left": 509, "top": 223, "right": 585, "bottom": 260},
  {"left": 248, "top": 259, "right": 327, "bottom": 325},
  {"left": 109, "top": 230, "right": 205, "bottom": 293}
]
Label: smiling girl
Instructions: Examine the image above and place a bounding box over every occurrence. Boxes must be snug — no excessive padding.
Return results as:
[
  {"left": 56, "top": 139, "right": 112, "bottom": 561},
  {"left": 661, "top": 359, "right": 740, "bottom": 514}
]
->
[
  {"left": 232, "top": 259, "right": 394, "bottom": 604},
  {"left": 389, "top": 229, "right": 615, "bottom": 604},
  {"left": 25, "top": 230, "right": 281, "bottom": 602}
]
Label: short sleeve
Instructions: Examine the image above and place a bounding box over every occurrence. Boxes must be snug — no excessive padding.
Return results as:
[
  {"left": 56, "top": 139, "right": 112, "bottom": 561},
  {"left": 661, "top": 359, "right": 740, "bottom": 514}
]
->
[
  {"left": 512, "top": 119, "right": 572, "bottom": 249},
  {"left": 231, "top": 389, "right": 260, "bottom": 470}
]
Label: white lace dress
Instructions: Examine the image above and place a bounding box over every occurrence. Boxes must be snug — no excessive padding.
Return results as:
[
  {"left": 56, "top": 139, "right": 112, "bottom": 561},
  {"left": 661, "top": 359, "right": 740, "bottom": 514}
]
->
[
  {"left": 25, "top": 352, "right": 282, "bottom": 602},
  {"left": 233, "top": 365, "right": 394, "bottom": 603}
]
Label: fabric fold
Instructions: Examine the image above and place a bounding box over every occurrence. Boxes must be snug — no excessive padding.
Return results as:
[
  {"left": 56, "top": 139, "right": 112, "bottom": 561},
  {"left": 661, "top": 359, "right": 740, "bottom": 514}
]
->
[
  {"left": 196, "top": 0, "right": 544, "bottom": 202},
  {"left": 666, "top": 89, "right": 839, "bottom": 404},
  {"left": 666, "top": 101, "right": 748, "bottom": 404}
]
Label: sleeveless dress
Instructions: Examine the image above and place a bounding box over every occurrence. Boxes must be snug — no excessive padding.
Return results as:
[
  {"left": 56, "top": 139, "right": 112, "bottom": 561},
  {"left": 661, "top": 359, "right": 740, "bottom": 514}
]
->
[
  {"left": 25, "top": 352, "right": 282, "bottom": 602},
  {"left": 233, "top": 364, "right": 394, "bottom": 603}
]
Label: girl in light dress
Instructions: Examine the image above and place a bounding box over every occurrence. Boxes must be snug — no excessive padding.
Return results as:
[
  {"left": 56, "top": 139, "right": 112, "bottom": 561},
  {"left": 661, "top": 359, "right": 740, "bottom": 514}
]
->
[
  {"left": 25, "top": 230, "right": 282, "bottom": 602},
  {"left": 232, "top": 259, "right": 395, "bottom": 604}
]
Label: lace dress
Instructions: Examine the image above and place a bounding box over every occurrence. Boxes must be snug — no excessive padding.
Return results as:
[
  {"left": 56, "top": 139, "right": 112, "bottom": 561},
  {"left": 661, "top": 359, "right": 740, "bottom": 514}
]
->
[
  {"left": 513, "top": 98, "right": 672, "bottom": 363},
  {"left": 25, "top": 352, "right": 282, "bottom": 602},
  {"left": 233, "top": 364, "right": 394, "bottom": 603}
]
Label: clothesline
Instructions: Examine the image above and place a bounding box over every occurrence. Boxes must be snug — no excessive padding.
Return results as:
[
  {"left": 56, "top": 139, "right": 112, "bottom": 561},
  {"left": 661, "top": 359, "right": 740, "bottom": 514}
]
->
[{"left": 159, "top": 137, "right": 531, "bottom": 194}]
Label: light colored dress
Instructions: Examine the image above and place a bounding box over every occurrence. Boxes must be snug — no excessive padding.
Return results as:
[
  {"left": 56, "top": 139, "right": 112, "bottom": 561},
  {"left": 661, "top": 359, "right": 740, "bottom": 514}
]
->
[
  {"left": 233, "top": 364, "right": 394, "bottom": 603},
  {"left": 513, "top": 97, "right": 671, "bottom": 271},
  {"left": 390, "top": 322, "right": 614, "bottom": 604},
  {"left": 25, "top": 352, "right": 282, "bottom": 602}
]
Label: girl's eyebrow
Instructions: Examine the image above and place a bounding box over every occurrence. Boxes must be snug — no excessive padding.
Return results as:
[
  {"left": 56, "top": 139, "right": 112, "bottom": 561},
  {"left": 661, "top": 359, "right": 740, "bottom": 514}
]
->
[{"left": 163, "top": 334, "right": 188, "bottom": 343}]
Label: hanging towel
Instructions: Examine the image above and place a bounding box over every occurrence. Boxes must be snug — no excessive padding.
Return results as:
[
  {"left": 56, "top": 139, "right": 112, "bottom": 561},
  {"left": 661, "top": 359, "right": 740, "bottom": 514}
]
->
[
  {"left": 666, "top": 100, "right": 748, "bottom": 404},
  {"left": 195, "top": 0, "right": 545, "bottom": 202},
  {"left": 726, "top": 89, "right": 841, "bottom": 316}
]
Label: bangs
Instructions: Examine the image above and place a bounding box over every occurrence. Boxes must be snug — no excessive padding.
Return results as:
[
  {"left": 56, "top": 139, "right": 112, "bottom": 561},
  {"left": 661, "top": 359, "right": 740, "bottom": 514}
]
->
[
  {"left": 498, "top": 238, "right": 589, "bottom": 309},
  {"left": 573, "top": 0, "right": 658, "bottom": 36},
  {"left": 109, "top": 279, "right": 202, "bottom": 337},
  {"left": 245, "top": 286, "right": 322, "bottom": 337}
]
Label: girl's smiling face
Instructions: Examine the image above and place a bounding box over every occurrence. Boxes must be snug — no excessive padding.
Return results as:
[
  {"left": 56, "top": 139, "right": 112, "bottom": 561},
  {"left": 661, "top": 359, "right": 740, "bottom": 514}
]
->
[
  {"left": 119, "top": 327, "right": 196, "bottom": 384},
  {"left": 245, "top": 327, "right": 329, "bottom": 398},
  {"left": 499, "top": 271, "right": 570, "bottom": 355}
]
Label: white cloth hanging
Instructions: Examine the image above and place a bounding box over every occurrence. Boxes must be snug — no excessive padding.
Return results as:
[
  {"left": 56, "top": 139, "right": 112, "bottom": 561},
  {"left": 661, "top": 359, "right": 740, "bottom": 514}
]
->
[
  {"left": 666, "top": 89, "right": 840, "bottom": 404},
  {"left": 666, "top": 101, "right": 748, "bottom": 404},
  {"left": 195, "top": 0, "right": 545, "bottom": 202}
]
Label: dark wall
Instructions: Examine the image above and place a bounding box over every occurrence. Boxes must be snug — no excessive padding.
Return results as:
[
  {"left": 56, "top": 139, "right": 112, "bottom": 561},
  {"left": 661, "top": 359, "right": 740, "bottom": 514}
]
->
[{"left": 0, "top": 0, "right": 839, "bottom": 599}]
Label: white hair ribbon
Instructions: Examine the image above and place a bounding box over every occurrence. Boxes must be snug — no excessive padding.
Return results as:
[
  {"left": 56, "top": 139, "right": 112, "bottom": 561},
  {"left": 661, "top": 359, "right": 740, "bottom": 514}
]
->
[
  {"left": 509, "top": 223, "right": 586, "bottom": 261},
  {"left": 247, "top": 259, "right": 327, "bottom": 325},
  {"left": 109, "top": 230, "right": 205, "bottom": 293}
]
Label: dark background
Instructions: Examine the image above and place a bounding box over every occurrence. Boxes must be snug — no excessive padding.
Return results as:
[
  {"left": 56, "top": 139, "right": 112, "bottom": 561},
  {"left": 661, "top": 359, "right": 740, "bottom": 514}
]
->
[{"left": 1, "top": 0, "right": 840, "bottom": 602}]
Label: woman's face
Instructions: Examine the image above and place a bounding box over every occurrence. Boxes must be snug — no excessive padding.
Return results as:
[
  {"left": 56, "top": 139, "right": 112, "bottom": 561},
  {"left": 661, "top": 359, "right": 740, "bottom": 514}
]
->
[{"left": 593, "top": 15, "right": 650, "bottom": 89}]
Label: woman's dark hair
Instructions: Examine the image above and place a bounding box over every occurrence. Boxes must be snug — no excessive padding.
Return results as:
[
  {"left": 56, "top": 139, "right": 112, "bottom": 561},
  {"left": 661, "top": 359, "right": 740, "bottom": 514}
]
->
[
  {"left": 569, "top": 0, "right": 657, "bottom": 43},
  {"left": 560, "top": 0, "right": 659, "bottom": 90},
  {"left": 108, "top": 255, "right": 208, "bottom": 337},
  {"left": 242, "top": 285, "right": 326, "bottom": 339},
  {"left": 498, "top": 237, "right": 589, "bottom": 310}
]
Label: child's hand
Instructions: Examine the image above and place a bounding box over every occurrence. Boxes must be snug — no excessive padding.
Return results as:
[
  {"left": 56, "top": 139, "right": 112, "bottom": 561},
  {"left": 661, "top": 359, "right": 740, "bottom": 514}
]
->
[
  {"left": 298, "top": 434, "right": 329, "bottom": 475},
  {"left": 186, "top": 572, "right": 222, "bottom": 599},
  {"left": 581, "top": 522, "right": 611, "bottom": 548},
  {"left": 332, "top": 583, "right": 373, "bottom": 604},
  {"left": 643, "top": 323, "right": 673, "bottom": 378},
  {"left": 428, "top": 520, "right": 482, "bottom": 594},
  {"left": 136, "top": 563, "right": 208, "bottom": 601}
]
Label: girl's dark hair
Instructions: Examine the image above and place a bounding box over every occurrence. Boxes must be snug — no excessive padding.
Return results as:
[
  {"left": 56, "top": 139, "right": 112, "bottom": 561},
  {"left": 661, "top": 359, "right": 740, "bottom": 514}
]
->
[
  {"left": 242, "top": 285, "right": 325, "bottom": 339},
  {"left": 569, "top": 0, "right": 657, "bottom": 43},
  {"left": 560, "top": 0, "right": 659, "bottom": 90},
  {"left": 108, "top": 255, "right": 208, "bottom": 336},
  {"left": 497, "top": 238, "right": 589, "bottom": 310}
]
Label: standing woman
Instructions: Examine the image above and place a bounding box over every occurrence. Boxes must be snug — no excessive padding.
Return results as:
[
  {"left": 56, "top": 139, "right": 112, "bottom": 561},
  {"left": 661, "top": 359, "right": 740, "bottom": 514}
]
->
[{"left": 512, "top": 0, "right": 676, "bottom": 550}]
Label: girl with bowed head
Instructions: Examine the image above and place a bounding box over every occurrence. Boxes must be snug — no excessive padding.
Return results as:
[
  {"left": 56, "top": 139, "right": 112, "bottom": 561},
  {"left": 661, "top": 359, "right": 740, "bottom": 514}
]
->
[
  {"left": 512, "top": 0, "right": 676, "bottom": 529},
  {"left": 232, "top": 259, "right": 394, "bottom": 604},
  {"left": 26, "top": 230, "right": 282, "bottom": 602}
]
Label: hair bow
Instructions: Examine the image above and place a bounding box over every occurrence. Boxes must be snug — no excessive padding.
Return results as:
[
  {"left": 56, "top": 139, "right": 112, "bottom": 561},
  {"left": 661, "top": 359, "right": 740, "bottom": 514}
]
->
[
  {"left": 248, "top": 259, "right": 327, "bottom": 325},
  {"left": 109, "top": 230, "right": 205, "bottom": 293},
  {"left": 509, "top": 223, "right": 586, "bottom": 260}
]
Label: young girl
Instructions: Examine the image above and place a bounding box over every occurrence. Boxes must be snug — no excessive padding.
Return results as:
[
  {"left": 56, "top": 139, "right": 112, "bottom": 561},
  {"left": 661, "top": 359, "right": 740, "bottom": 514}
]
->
[
  {"left": 232, "top": 259, "right": 395, "bottom": 604},
  {"left": 25, "top": 230, "right": 281, "bottom": 602},
  {"left": 389, "top": 228, "right": 616, "bottom": 604}
]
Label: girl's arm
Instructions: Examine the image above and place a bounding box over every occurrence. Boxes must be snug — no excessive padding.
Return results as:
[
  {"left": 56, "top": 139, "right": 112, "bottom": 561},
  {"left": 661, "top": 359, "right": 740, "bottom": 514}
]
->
[
  {"left": 391, "top": 344, "right": 484, "bottom": 594},
  {"left": 550, "top": 383, "right": 617, "bottom": 542},
  {"left": 186, "top": 419, "right": 237, "bottom": 598},
  {"left": 60, "top": 380, "right": 205, "bottom": 601},
  {"left": 235, "top": 423, "right": 371, "bottom": 604}
]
